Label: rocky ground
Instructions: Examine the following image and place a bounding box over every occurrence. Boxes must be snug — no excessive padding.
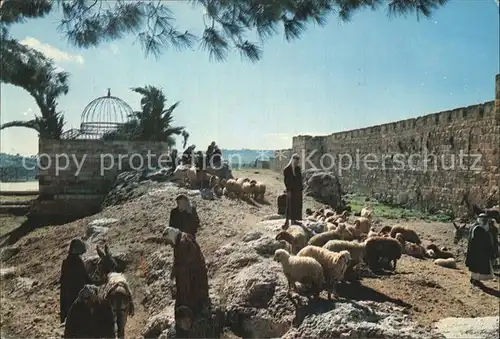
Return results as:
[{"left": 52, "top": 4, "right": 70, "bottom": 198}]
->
[{"left": 0, "top": 168, "right": 499, "bottom": 338}]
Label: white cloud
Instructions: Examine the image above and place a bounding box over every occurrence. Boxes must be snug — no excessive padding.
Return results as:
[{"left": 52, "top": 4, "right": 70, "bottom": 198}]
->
[
  {"left": 20, "top": 37, "right": 84, "bottom": 64},
  {"left": 109, "top": 44, "right": 120, "bottom": 55}
]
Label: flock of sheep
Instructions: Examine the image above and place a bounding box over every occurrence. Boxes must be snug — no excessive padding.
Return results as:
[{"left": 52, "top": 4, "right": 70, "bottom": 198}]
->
[
  {"left": 171, "top": 165, "right": 267, "bottom": 202},
  {"left": 272, "top": 207, "right": 458, "bottom": 300}
]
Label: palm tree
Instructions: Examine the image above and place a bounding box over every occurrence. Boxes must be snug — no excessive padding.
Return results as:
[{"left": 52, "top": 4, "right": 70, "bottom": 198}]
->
[
  {"left": 0, "top": 37, "right": 68, "bottom": 139},
  {"left": 102, "top": 86, "right": 188, "bottom": 147},
  {"left": 181, "top": 130, "right": 189, "bottom": 149}
]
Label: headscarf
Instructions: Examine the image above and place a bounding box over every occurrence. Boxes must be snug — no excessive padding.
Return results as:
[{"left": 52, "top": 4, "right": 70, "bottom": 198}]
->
[
  {"left": 68, "top": 238, "right": 87, "bottom": 255},
  {"left": 470, "top": 214, "right": 489, "bottom": 240},
  {"left": 163, "top": 226, "right": 181, "bottom": 245},
  {"left": 285, "top": 153, "right": 300, "bottom": 176}
]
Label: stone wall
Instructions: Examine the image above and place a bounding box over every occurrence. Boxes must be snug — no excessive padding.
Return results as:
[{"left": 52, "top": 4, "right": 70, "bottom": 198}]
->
[
  {"left": 269, "top": 149, "right": 293, "bottom": 172},
  {"left": 31, "top": 139, "right": 170, "bottom": 222},
  {"left": 274, "top": 75, "right": 500, "bottom": 216}
]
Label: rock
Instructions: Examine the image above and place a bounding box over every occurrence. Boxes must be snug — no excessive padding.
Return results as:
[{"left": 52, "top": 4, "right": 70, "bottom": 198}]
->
[
  {"left": 147, "top": 168, "right": 172, "bottom": 182},
  {"left": 262, "top": 214, "right": 284, "bottom": 221},
  {"left": 86, "top": 226, "right": 109, "bottom": 239},
  {"left": 0, "top": 267, "right": 16, "bottom": 279},
  {"left": 302, "top": 221, "right": 326, "bottom": 234},
  {"left": 283, "top": 300, "right": 444, "bottom": 339},
  {"left": 88, "top": 218, "right": 119, "bottom": 227},
  {"left": 434, "top": 316, "right": 500, "bottom": 339},
  {"left": 210, "top": 236, "right": 296, "bottom": 338},
  {"left": 200, "top": 188, "right": 215, "bottom": 200},
  {"left": 0, "top": 246, "right": 20, "bottom": 262},
  {"left": 142, "top": 308, "right": 174, "bottom": 338},
  {"left": 241, "top": 231, "right": 263, "bottom": 242},
  {"left": 102, "top": 170, "right": 161, "bottom": 208},
  {"left": 302, "top": 170, "right": 344, "bottom": 209}
]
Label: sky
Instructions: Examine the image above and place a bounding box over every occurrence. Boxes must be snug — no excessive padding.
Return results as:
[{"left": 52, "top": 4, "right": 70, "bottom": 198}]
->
[{"left": 1, "top": 0, "right": 499, "bottom": 156}]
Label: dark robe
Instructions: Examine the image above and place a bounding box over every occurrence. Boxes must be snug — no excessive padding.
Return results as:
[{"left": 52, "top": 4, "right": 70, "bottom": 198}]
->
[
  {"left": 277, "top": 192, "right": 287, "bottom": 215},
  {"left": 172, "top": 232, "right": 209, "bottom": 317},
  {"left": 283, "top": 165, "right": 303, "bottom": 221},
  {"left": 211, "top": 149, "right": 222, "bottom": 167},
  {"left": 206, "top": 145, "right": 215, "bottom": 166},
  {"left": 63, "top": 297, "right": 115, "bottom": 339},
  {"left": 169, "top": 207, "right": 201, "bottom": 237},
  {"left": 59, "top": 254, "right": 93, "bottom": 323},
  {"left": 465, "top": 225, "right": 495, "bottom": 275}
]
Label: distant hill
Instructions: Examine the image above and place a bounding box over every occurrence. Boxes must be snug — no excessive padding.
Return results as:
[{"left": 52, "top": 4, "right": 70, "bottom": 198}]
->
[
  {"left": 0, "top": 153, "right": 38, "bottom": 182},
  {"left": 221, "top": 149, "right": 275, "bottom": 165}
]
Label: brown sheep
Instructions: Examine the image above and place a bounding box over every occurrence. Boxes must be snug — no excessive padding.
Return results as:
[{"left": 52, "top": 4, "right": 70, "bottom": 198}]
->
[
  {"left": 426, "top": 244, "right": 454, "bottom": 259},
  {"left": 275, "top": 225, "right": 308, "bottom": 254},
  {"left": 389, "top": 225, "right": 421, "bottom": 244},
  {"left": 378, "top": 225, "right": 392, "bottom": 235},
  {"left": 364, "top": 236, "right": 402, "bottom": 271},
  {"left": 395, "top": 233, "right": 426, "bottom": 259}
]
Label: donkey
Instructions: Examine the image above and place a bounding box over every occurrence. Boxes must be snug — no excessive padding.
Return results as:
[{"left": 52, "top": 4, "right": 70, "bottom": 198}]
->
[
  {"left": 94, "top": 244, "right": 135, "bottom": 339},
  {"left": 452, "top": 221, "right": 469, "bottom": 244}
]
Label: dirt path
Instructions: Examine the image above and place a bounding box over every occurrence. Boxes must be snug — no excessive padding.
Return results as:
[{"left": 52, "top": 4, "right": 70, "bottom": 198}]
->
[{"left": 1, "top": 169, "right": 498, "bottom": 338}]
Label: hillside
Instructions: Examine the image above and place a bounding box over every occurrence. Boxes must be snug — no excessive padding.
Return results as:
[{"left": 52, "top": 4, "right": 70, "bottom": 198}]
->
[
  {"left": 0, "top": 153, "right": 38, "bottom": 182},
  {"left": 0, "top": 168, "right": 498, "bottom": 338}
]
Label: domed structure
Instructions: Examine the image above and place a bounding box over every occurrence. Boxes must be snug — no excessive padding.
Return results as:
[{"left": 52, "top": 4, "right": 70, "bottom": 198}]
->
[{"left": 78, "top": 88, "right": 133, "bottom": 139}]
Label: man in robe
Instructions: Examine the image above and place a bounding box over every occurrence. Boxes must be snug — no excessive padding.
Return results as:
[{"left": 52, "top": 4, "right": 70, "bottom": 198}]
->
[
  {"left": 282, "top": 153, "right": 303, "bottom": 228},
  {"left": 206, "top": 141, "right": 216, "bottom": 166},
  {"left": 59, "top": 238, "right": 93, "bottom": 324},
  {"left": 466, "top": 213, "right": 496, "bottom": 286},
  {"left": 162, "top": 226, "right": 210, "bottom": 337},
  {"left": 169, "top": 194, "right": 201, "bottom": 238}
]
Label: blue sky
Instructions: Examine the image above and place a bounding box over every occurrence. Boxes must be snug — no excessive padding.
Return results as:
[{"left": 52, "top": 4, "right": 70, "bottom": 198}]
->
[{"left": 1, "top": 0, "right": 499, "bottom": 156}]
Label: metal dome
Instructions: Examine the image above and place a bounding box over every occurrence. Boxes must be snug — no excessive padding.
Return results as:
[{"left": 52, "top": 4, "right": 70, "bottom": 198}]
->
[{"left": 79, "top": 88, "right": 133, "bottom": 139}]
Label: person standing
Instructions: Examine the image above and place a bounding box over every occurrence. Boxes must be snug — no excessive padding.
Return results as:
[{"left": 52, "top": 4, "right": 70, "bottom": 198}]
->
[
  {"left": 162, "top": 226, "right": 210, "bottom": 337},
  {"left": 59, "top": 238, "right": 93, "bottom": 324},
  {"left": 206, "top": 141, "right": 216, "bottom": 166},
  {"left": 465, "top": 213, "right": 496, "bottom": 286},
  {"left": 169, "top": 194, "right": 201, "bottom": 238},
  {"left": 282, "top": 153, "right": 303, "bottom": 228}
]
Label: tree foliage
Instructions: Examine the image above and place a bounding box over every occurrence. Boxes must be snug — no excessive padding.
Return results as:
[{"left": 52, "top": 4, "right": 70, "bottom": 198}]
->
[
  {"left": 1, "top": 0, "right": 449, "bottom": 63},
  {"left": 102, "top": 86, "right": 188, "bottom": 147},
  {"left": 0, "top": 35, "right": 68, "bottom": 138}
]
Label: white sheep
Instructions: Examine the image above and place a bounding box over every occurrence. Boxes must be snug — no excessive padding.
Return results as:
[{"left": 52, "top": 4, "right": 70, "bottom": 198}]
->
[
  {"left": 296, "top": 246, "right": 351, "bottom": 299},
  {"left": 273, "top": 249, "right": 325, "bottom": 298},
  {"left": 241, "top": 181, "right": 254, "bottom": 199},
  {"left": 352, "top": 217, "right": 371, "bottom": 238},
  {"left": 323, "top": 240, "right": 366, "bottom": 264},
  {"left": 249, "top": 179, "right": 266, "bottom": 201},
  {"left": 361, "top": 207, "right": 373, "bottom": 219},
  {"left": 224, "top": 179, "right": 242, "bottom": 198},
  {"left": 434, "top": 258, "right": 457, "bottom": 269}
]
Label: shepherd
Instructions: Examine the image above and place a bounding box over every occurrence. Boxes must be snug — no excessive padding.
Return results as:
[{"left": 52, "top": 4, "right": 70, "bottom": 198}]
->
[
  {"left": 162, "top": 226, "right": 210, "bottom": 337},
  {"left": 59, "top": 238, "right": 93, "bottom": 324},
  {"left": 283, "top": 153, "right": 303, "bottom": 228},
  {"left": 169, "top": 194, "right": 201, "bottom": 238},
  {"left": 465, "top": 213, "right": 496, "bottom": 286}
]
